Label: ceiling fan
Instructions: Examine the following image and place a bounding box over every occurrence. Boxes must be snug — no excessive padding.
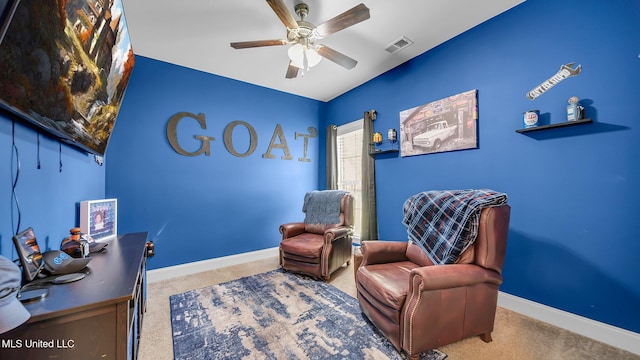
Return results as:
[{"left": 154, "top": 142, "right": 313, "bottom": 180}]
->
[{"left": 230, "top": 0, "right": 370, "bottom": 79}]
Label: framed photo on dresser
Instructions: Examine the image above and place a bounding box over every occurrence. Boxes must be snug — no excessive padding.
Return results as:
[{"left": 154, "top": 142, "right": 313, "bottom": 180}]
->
[{"left": 80, "top": 198, "right": 118, "bottom": 241}]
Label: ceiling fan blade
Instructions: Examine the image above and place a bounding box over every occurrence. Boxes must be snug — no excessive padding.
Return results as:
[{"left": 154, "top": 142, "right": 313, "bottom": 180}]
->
[
  {"left": 316, "top": 3, "right": 370, "bottom": 38},
  {"left": 317, "top": 45, "right": 358, "bottom": 70},
  {"left": 230, "top": 39, "right": 287, "bottom": 49},
  {"left": 285, "top": 61, "right": 300, "bottom": 79},
  {"left": 266, "top": 0, "right": 299, "bottom": 29}
]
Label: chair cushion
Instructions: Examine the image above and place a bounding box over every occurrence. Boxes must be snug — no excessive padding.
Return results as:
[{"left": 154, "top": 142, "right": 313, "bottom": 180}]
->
[
  {"left": 357, "top": 261, "right": 420, "bottom": 315},
  {"left": 405, "top": 242, "right": 435, "bottom": 267},
  {"left": 304, "top": 215, "right": 343, "bottom": 235},
  {"left": 455, "top": 245, "right": 475, "bottom": 264},
  {"left": 280, "top": 233, "right": 324, "bottom": 259}
]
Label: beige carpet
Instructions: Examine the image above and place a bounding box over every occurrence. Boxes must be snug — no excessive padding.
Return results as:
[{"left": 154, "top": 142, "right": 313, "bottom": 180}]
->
[{"left": 138, "top": 255, "right": 639, "bottom": 360}]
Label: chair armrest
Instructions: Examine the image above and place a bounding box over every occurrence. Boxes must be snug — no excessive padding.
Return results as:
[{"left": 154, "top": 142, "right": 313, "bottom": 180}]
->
[
  {"left": 361, "top": 240, "right": 409, "bottom": 266},
  {"left": 324, "top": 226, "right": 352, "bottom": 244},
  {"left": 279, "top": 222, "right": 305, "bottom": 239},
  {"left": 410, "top": 264, "right": 503, "bottom": 292}
]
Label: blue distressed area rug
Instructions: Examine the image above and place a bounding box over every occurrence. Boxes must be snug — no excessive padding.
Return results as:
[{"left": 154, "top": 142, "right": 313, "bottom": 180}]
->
[{"left": 170, "top": 269, "right": 447, "bottom": 360}]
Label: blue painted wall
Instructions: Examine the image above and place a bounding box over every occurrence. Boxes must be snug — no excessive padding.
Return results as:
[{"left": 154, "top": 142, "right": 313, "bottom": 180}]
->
[
  {"left": 323, "top": 0, "right": 639, "bottom": 333},
  {"left": 0, "top": 118, "right": 105, "bottom": 259},
  {"left": 1, "top": 0, "right": 638, "bottom": 336},
  {"left": 105, "top": 57, "right": 322, "bottom": 270}
]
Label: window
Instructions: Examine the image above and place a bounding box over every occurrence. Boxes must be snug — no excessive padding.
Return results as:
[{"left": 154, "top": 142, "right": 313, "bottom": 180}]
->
[{"left": 337, "top": 119, "right": 363, "bottom": 241}]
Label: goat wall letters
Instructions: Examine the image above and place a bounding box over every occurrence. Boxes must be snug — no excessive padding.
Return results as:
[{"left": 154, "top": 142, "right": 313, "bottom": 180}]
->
[{"left": 166, "top": 112, "right": 317, "bottom": 162}]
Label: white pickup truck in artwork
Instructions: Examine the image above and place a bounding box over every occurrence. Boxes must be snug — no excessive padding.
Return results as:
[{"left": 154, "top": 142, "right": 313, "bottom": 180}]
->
[{"left": 412, "top": 120, "right": 457, "bottom": 150}]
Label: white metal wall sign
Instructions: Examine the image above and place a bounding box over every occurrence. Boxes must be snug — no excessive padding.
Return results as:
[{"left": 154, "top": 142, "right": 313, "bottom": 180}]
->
[{"left": 527, "top": 62, "right": 582, "bottom": 100}]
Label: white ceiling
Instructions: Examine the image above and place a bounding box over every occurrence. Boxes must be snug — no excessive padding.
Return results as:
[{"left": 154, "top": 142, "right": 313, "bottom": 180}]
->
[{"left": 122, "top": 0, "right": 524, "bottom": 102}]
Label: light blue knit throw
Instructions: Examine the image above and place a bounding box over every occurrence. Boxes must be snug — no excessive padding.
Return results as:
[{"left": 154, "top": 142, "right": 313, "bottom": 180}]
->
[{"left": 302, "top": 190, "right": 346, "bottom": 224}]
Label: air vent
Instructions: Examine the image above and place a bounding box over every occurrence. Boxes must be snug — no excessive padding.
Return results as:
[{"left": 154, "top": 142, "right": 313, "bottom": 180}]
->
[{"left": 385, "top": 36, "right": 414, "bottom": 53}]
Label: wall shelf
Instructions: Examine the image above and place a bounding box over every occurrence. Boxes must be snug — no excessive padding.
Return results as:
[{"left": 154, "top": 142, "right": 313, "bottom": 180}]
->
[
  {"left": 369, "top": 140, "right": 399, "bottom": 155},
  {"left": 516, "top": 118, "right": 592, "bottom": 133}
]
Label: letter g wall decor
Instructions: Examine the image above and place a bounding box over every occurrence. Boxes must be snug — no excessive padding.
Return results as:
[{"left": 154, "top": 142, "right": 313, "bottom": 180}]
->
[{"left": 166, "top": 112, "right": 318, "bottom": 162}]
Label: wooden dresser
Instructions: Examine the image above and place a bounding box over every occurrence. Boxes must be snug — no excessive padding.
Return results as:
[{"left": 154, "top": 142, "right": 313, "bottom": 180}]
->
[{"left": 0, "top": 232, "right": 148, "bottom": 360}]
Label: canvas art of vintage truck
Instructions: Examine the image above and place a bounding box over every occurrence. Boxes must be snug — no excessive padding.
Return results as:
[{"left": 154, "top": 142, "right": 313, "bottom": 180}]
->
[
  {"left": 399, "top": 89, "right": 478, "bottom": 157},
  {"left": 412, "top": 120, "right": 457, "bottom": 150}
]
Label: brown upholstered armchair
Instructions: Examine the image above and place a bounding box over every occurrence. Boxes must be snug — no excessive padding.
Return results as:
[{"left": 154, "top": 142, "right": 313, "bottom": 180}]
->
[
  {"left": 279, "top": 191, "right": 354, "bottom": 281},
  {"left": 356, "top": 205, "right": 510, "bottom": 360}
]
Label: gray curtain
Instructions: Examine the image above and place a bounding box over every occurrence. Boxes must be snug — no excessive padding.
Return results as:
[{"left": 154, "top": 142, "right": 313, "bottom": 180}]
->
[
  {"left": 361, "top": 110, "right": 379, "bottom": 240},
  {"left": 326, "top": 124, "right": 338, "bottom": 190}
]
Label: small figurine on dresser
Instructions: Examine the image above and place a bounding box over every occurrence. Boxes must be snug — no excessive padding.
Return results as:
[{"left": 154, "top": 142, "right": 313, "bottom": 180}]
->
[
  {"left": 60, "top": 227, "right": 108, "bottom": 258},
  {"left": 567, "top": 96, "right": 584, "bottom": 122},
  {"left": 60, "top": 228, "right": 89, "bottom": 258}
]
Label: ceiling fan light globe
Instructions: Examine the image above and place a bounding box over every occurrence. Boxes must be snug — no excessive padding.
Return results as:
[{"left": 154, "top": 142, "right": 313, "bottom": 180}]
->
[
  {"left": 306, "top": 47, "right": 322, "bottom": 67},
  {"left": 288, "top": 43, "right": 305, "bottom": 67},
  {"left": 288, "top": 44, "right": 321, "bottom": 69}
]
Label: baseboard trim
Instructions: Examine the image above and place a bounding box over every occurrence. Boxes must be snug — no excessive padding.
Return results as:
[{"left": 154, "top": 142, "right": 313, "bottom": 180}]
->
[
  {"left": 147, "top": 247, "right": 280, "bottom": 283},
  {"left": 148, "top": 249, "right": 639, "bottom": 355},
  {"left": 498, "top": 292, "right": 640, "bottom": 355}
]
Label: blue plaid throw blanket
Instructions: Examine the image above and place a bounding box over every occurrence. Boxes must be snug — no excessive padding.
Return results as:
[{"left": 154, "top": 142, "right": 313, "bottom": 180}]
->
[
  {"left": 402, "top": 189, "right": 508, "bottom": 265},
  {"left": 303, "top": 190, "right": 346, "bottom": 224}
]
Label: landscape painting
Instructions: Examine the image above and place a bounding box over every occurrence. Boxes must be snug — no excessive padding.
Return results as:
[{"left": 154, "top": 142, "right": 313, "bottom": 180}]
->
[
  {"left": 0, "top": 0, "right": 135, "bottom": 155},
  {"left": 400, "top": 89, "right": 478, "bottom": 157}
]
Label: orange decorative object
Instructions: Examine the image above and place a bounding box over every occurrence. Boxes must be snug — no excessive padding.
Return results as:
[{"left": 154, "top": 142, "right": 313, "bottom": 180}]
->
[
  {"left": 373, "top": 132, "right": 382, "bottom": 144},
  {"left": 61, "top": 228, "right": 89, "bottom": 258},
  {"left": 70, "top": 227, "right": 82, "bottom": 241}
]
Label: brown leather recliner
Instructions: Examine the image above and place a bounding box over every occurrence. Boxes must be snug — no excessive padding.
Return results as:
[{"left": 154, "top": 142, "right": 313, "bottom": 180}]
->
[
  {"left": 356, "top": 205, "right": 510, "bottom": 360},
  {"left": 279, "top": 191, "right": 354, "bottom": 281}
]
